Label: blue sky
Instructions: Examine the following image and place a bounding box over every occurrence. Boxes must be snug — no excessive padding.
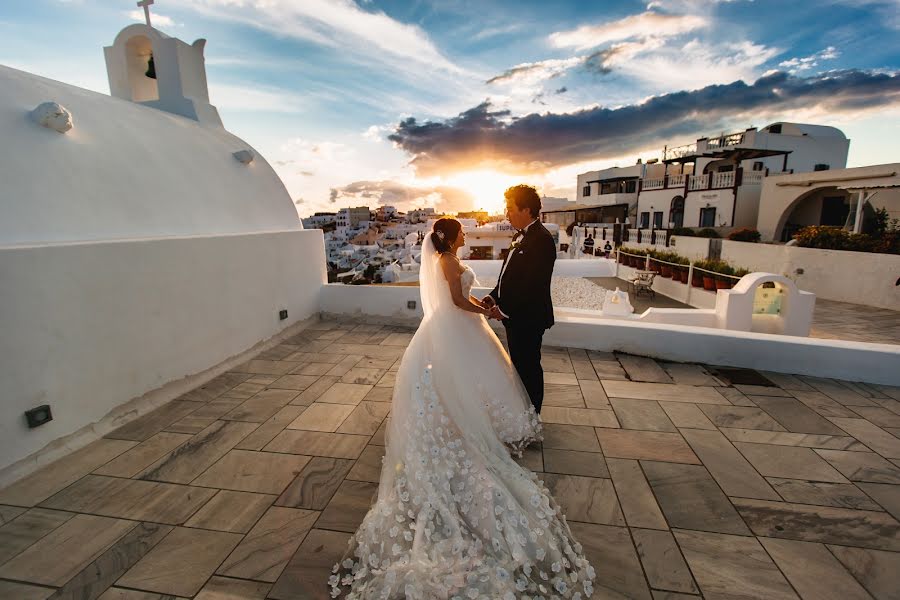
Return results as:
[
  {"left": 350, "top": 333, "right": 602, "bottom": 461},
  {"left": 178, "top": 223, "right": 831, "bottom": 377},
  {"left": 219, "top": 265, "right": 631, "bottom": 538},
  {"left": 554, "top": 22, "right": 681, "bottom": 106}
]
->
[{"left": 1, "top": 0, "right": 898, "bottom": 215}]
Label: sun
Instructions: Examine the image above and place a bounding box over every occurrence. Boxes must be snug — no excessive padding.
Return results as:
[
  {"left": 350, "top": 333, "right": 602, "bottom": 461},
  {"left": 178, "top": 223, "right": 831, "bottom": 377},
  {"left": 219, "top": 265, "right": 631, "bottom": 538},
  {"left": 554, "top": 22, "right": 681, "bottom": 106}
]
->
[{"left": 445, "top": 170, "right": 520, "bottom": 215}]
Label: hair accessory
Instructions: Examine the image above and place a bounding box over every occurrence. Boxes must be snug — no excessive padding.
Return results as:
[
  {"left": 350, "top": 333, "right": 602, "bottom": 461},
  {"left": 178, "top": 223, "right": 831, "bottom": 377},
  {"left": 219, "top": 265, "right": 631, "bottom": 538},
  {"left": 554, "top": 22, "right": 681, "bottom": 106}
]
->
[{"left": 436, "top": 230, "right": 445, "bottom": 240}]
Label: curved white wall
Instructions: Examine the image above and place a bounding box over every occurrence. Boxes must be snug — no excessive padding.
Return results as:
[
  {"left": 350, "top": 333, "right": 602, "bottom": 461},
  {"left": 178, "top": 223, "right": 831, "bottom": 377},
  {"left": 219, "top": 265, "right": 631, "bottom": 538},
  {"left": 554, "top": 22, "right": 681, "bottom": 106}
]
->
[{"left": 0, "top": 65, "right": 300, "bottom": 245}]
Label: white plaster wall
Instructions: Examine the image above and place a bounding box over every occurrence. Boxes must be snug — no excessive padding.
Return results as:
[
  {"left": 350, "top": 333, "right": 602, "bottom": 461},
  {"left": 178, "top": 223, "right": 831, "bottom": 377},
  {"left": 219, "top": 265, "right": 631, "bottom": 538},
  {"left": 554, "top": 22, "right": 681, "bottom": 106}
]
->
[
  {"left": 0, "top": 65, "right": 300, "bottom": 245},
  {"left": 0, "top": 230, "right": 326, "bottom": 471},
  {"left": 719, "top": 240, "right": 900, "bottom": 310},
  {"left": 464, "top": 259, "right": 616, "bottom": 282},
  {"left": 684, "top": 189, "right": 735, "bottom": 228},
  {"left": 669, "top": 236, "right": 710, "bottom": 261}
]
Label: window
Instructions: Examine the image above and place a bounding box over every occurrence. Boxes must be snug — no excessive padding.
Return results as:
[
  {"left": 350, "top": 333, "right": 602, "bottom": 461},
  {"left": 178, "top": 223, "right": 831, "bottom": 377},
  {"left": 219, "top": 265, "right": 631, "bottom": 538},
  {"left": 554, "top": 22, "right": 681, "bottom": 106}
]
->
[
  {"left": 653, "top": 211, "right": 664, "bottom": 229},
  {"left": 625, "top": 180, "right": 637, "bottom": 193},
  {"left": 814, "top": 163, "right": 830, "bottom": 171},
  {"left": 768, "top": 124, "right": 782, "bottom": 134},
  {"left": 600, "top": 182, "right": 616, "bottom": 195},
  {"left": 582, "top": 185, "right": 591, "bottom": 197},
  {"left": 640, "top": 212, "right": 650, "bottom": 229},
  {"left": 752, "top": 161, "right": 764, "bottom": 171},
  {"left": 700, "top": 207, "right": 716, "bottom": 228}
]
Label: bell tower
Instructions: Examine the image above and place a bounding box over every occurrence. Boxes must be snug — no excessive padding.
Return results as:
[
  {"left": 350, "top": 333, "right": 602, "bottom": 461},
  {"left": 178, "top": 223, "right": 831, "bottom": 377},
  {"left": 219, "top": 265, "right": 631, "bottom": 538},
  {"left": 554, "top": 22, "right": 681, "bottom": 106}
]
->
[{"left": 103, "top": 11, "right": 223, "bottom": 127}]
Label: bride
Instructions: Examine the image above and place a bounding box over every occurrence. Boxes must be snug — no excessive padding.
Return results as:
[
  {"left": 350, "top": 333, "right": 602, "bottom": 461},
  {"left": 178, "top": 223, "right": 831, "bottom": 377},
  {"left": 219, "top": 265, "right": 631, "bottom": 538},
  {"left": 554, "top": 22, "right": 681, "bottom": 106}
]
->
[{"left": 330, "top": 218, "right": 595, "bottom": 599}]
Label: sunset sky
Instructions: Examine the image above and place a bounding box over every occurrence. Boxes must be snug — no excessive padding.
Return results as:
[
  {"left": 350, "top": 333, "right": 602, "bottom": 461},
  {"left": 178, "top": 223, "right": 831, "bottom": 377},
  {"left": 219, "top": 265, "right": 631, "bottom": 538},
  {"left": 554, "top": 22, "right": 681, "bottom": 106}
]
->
[{"left": 2, "top": 0, "right": 899, "bottom": 216}]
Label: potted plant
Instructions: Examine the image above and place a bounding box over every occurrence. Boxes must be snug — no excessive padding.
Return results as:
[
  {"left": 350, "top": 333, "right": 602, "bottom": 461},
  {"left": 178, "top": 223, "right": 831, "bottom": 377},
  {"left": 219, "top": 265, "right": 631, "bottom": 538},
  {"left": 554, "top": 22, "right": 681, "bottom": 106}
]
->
[
  {"left": 658, "top": 251, "right": 673, "bottom": 278},
  {"left": 675, "top": 255, "right": 690, "bottom": 283},
  {"left": 691, "top": 264, "right": 704, "bottom": 288},
  {"left": 715, "top": 263, "right": 736, "bottom": 289},
  {"left": 695, "top": 259, "right": 718, "bottom": 290},
  {"left": 646, "top": 251, "right": 661, "bottom": 273}
]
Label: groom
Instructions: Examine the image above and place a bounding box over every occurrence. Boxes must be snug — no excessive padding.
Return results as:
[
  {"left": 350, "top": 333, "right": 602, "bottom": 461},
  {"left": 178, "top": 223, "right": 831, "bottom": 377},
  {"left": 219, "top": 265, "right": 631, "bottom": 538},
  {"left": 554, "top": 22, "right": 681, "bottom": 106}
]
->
[{"left": 484, "top": 185, "right": 556, "bottom": 413}]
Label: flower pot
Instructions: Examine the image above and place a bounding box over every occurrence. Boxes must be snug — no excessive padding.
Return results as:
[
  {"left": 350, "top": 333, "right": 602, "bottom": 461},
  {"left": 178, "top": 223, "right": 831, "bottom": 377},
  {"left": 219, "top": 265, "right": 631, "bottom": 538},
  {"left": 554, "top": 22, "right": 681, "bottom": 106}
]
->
[
  {"left": 660, "top": 265, "right": 672, "bottom": 278},
  {"left": 691, "top": 272, "right": 704, "bottom": 287},
  {"left": 702, "top": 276, "right": 716, "bottom": 291},
  {"left": 678, "top": 269, "right": 689, "bottom": 284},
  {"left": 715, "top": 279, "right": 733, "bottom": 290}
]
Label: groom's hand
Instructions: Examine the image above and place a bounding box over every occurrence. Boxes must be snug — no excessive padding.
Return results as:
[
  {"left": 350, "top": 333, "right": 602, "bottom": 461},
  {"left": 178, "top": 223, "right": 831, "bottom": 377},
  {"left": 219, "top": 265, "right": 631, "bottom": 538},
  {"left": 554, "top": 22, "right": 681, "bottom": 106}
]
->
[{"left": 488, "top": 306, "right": 505, "bottom": 320}]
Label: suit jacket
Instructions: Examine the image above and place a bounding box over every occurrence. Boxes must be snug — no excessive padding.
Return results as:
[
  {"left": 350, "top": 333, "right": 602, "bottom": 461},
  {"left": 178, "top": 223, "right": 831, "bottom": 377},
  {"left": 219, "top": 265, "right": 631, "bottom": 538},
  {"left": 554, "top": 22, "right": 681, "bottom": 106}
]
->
[{"left": 489, "top": 221, "right": 556, "bottom": 330}]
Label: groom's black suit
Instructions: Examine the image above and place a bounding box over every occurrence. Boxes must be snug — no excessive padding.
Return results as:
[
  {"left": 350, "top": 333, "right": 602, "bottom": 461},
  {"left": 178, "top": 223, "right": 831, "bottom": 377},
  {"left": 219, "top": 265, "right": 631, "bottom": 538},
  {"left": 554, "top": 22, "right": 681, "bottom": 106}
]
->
[{"left": 489, "top": 220, "right": 556, "bottom": 413}]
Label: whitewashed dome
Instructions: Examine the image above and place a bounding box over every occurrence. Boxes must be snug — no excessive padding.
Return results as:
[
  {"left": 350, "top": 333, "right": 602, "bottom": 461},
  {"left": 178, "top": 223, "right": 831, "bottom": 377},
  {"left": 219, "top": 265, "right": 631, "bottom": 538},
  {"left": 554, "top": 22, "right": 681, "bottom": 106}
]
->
[{"left": 0, "top": 64, "right": 301, "bottom": 245}]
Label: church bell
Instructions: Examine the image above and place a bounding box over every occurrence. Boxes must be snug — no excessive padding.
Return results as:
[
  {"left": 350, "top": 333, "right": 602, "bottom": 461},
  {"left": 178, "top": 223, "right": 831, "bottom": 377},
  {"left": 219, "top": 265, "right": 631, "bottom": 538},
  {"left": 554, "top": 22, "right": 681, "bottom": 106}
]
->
[{"left": 145, "top": 54, "right": 156, "bottom": 79}]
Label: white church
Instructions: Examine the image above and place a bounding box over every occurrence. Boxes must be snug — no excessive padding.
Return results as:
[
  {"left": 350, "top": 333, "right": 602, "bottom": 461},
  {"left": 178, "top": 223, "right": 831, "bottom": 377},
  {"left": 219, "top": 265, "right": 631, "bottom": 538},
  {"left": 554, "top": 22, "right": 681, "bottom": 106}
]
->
[{"left": 0, "top": 16, "right": 325, "bottom": 480}]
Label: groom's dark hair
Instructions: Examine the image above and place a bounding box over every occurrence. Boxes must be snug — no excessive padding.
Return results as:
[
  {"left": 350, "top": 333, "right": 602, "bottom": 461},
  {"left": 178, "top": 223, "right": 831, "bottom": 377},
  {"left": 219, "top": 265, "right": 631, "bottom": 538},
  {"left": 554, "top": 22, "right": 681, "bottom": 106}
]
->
[{"left": 504, "top": 184, "right": 542, "bottom": 218}]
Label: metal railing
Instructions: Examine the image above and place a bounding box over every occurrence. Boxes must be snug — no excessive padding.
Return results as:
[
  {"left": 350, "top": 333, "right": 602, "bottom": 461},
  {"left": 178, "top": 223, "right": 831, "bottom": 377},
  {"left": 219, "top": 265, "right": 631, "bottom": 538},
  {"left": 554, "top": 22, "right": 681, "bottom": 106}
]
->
[
  {"left": 663, "top": 142, "right": 697, "bottom": 160},
  {"left": 706, "top": 131, "right": 745, "bottom": 150}
]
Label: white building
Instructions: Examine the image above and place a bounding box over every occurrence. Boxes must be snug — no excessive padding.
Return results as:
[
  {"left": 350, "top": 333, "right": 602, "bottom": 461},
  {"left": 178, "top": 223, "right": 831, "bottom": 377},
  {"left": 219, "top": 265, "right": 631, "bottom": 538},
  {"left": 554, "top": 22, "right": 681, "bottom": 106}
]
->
[
  {"left": 336, "top": 206, "right": 371, "bottom": 229},
  {"left": 407, "top": 207, "right": 436, "bottom": 223},
  {"left": 575, "top": 163, "right": 645, "bottom": 223},
  {"left": 302, "top": 212, "right": 337, "bottom": 229},
  {"left": 540, "top": 196, "right": 576, "bottom": 212},
  {"left": 376, "top": 205, "right": 398, "bottom": 221}
]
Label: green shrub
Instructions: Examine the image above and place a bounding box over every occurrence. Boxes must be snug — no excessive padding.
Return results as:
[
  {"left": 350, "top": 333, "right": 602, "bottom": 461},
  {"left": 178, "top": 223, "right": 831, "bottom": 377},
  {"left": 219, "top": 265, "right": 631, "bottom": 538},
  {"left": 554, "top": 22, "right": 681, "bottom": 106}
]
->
[
  {"left": 672, "top": 227, "right": 696, "bottom": 237},
  {"left": 727, "top": 228, "right": 761, "bottom": 243},
  {"left": 792, "top": 226, "right": 890, "bottom": 253},
  {"left": 696, "top": 228, "right": 721, "bottom": 238}
]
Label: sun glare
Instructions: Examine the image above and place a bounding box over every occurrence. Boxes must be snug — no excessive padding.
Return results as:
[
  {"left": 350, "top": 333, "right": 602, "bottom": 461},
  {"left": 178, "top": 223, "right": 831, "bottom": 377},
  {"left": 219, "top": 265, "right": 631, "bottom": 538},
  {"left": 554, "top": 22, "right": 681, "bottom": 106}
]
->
[{"left": 445, "top": 170, "right": 521, "bottom": 215}]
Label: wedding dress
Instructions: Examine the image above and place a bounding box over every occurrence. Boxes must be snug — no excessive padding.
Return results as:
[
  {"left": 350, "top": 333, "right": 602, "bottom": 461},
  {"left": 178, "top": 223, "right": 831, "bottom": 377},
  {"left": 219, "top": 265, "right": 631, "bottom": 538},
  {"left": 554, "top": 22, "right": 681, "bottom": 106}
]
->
[{"left": 330, "top": 235, "right": 595, "bottom": 599}]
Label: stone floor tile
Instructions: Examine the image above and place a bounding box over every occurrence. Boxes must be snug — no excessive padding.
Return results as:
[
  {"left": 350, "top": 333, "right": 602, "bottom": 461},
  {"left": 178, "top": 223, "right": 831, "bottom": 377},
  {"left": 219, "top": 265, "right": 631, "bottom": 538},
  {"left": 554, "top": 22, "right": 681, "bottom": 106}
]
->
[
  {"left": 0, "top": 507, "right": 74, "bottom": 566},
  {"left": 720, "top": 428, "right": 869, "bottom": 451},
  {"left": 680, "top": 429, "right": 779, "bottom": 500},
  {"left": 376, "top": 371, "right": 396, "bottom": 387},
  {"left": 617, "top": 355, "right": 673, "bottom": 383},
  {"left": 650, "top": 592, "right": 700, "bottom": 600},
  {"left": 591, "top": 360, "right": 629, "bottom": 380},
  {"left": 336, "top": 402, "right": 390, "bottom": 435},
  {"left": 316, "top": 382, "right": 373, "bottom": 406},
  {"left": 354, "top": 357, "right": 395, "bottom": 370},
  {"left": 568, "top": 522, "right": 652, "bottom": 600},
  {"left": 752, "top": 396, "right": 847, "bottom": 435},
  {"left": 606, "top": 458, "right": 667, "bottom": 529},
  {"left": 265, "top": 430, "right": 369, "bottom": 459},
  {"left": 221, "top": 380, "right": 268, "bottom": 400},
  {"left": 47, "top": 522, "right": 172, "bottom": 600},
  {"left": 544, "top": 371, "right": 579, "bottom": 385},
  {"left": 233, "top": 359, "right": 301, "bottom": 376},
  {"left": 0, "top": 504, "right": 25, "bottom": 525},
  {"left": 291, "top": 376, "right": 341, "bottom": 405},
  {"left": 162, "top": 415, "right": 218, "bottom": 435},
  {"left": 791, "top": 390, "right": 861, "bottom": 418},
  {"left": 816, "top": 449, "right": 900, "bottom": 484},
  {"left": 195, "top": 576, "right": 271, "bottom": 600},
  {"left": 294, "top": 362, "right": 336, "bottom": 376},
  {"left": 0, "top": 513, "right": 135, "bottom": 586},
  {"left": 117, "top": 527, "right": 243, "bottom": 597},
  {"left": 673, "top": 529, "right": 798, "bottom": 600},
  {"left": 315, "top": 480, "right": 378, "bottom": 533},
  {"left": 362, "top": 386, "right": 393, "bottom": 403},
  {"left": 662, "top": 363, "right": 721, "bottom": 386},
  {"left": 698, "top": 405, "right": 787, "bottom": 431},
  {"left": 106, "top": 401, "right": 204, "bottom": 442},
  {"left": 829, "top": 418, "right": 900, "bottom": 459},
  {"left": 322, "top": 342, "right": 403, "bottom": 360},
  {"left": 542, "top": 449, "right": 608, "bottom": 478},
  {"left": 234, "top": 405, "right": 306, "bottom": 451},
  {"left": 733, "top": 498, "right": 900, "bottom": 551},
  {"left": 269, "top": 528, "right": 350, "bottom": 600},
  {"left": 340, "top": 367, "right": 383, "bottom": 385},
  {"left": 715, "top": 386, "right": 758, "bottom": 407},
  {"left": 286, "top": 402, "right": 355, "bottom": 432},
  {"left": 223, "top": 389, "right": 300, "bottom": 423},
  {"left": 346, "top": 445, "right": 385, "bottom": 483},
  {"left": 380, "top": 333, "right": 412, "bottom": 346},
  {"left": 543, "top": 383, "right": 586, "bottom": 407},
  {"left": 542, "top": 473, "right": 624, "bottom": 526},
  {"left": 642, "top": 461, "right": 749, "bottom": 535},
  {"left": 632, "top": 528, "right": 698, "bottom": 594},
  {"left": 269, "top": 374, "right": 321, "bottom": 391},
  {"left": 734, "top": 442, "right": 849, "bottom": 483},
  {"left": 828, "top": 545, "right": 900, "bottom": 600},
  {"left": 759, "top": 537, "right": 875, "bottom": 600},
  {"left": 601, "top": 381, "right": 728, "bottom": 404},
  {"left": 760, "top": 371, "right": 815, "bottom": 391},
  {"left": 217, "top": 506, "right": 318, "bottom": 582},
  {"left": 94, "top": 432, "right": 193, "bottom": 478},
  {"left": 659, "top": 402, "right": 716, "bottom": 430},
  {"left": 768, "top": 478, "right": 882, "bottom": 510},
  {"left": 542, "top": 354, "right": 574, "bottom": 374},
  {"left": 610, "top": 398, "right": 677, "bottom": 432},
  {"left": 541, "top": 423, "right": 602, "bottom": 452},
  {"left": 857, "top": 482, "right": 900, "bottom": 520},
  {"left": 192, "top": 449, "right": 309, "bottom": 494},
  {"left": 853, "top": 407, "right": 900, "bottom": 428},
  {"left": 803, "top": 377, "right": 878, "bottom": 407},
  {"left": 579, "top": 380, "right": 610, "bottom": 409},
  {"left": 571, "top": 356, "right": 599, "bottom": 381},
  {"left": 139, "top": 421, "right": 258, "bottom": 484},
  {"left": 542, "top": 406, "right": 619, "bottom": 428},
  {"left": 40, "top": 474, "right": 217, "bottom": 524},
  {"left": 184, "top": 490, "right": 276, "bottom": 533},
  {"left": 734, "top": 384, "right": 790, "bottom": 397},
  {"left": 0, "top": 439, "right": 136, "bottom": 507},
  {"left": 275, "top": 457, "right": 355, "bottom": 510},
  {"left": 0, "top": 581, "right": 54, "bottom": 600},
  {"left": 596, "top": 430, "right": 700, "bottom": 464}
]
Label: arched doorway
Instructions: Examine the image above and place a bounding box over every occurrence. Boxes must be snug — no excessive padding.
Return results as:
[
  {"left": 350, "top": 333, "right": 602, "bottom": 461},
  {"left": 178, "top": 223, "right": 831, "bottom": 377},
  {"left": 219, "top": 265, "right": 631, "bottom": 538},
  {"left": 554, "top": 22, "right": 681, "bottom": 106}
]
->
[
  {"left": 774, "top": 186, "right": 850, "bottom": 242},
  {"left": 669, "top": 196, "right": 684, "bottom": 229}
]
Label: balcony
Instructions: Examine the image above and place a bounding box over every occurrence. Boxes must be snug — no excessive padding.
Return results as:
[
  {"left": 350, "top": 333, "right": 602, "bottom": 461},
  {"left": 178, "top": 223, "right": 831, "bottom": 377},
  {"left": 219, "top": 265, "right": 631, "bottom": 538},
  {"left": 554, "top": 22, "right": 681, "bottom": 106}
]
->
[
  {"left": 688, "top": 174, "right": 709, "bottom": 191},
  {"left": 641, "top": 177, "right": 665, "bottom": 191},
  {"left": 713, "top": 171, "right": 735, "bottom": 188}
]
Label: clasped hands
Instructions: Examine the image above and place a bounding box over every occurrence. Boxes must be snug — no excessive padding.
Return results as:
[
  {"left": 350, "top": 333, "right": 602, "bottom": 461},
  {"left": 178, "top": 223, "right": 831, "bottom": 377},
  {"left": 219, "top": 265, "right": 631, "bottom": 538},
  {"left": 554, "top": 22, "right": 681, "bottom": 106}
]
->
[{"left": 481, "top": 296, "right": 505, "bottom": 320}]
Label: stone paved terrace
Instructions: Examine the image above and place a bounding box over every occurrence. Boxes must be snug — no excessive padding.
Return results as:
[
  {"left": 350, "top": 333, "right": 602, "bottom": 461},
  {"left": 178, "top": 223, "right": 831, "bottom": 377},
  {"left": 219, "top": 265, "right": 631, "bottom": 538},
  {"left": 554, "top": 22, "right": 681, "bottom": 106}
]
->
[{"left": 1, "top": 318, "right": 900, "bottom": 600}]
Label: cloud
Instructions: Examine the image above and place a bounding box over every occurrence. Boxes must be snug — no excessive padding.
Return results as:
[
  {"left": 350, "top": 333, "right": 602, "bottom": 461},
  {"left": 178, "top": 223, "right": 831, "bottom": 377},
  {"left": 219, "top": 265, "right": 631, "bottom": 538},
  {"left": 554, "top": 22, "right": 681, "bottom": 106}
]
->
[
  {"left": 127, "top": 10, "right": 179, "bottom": 28},
  {"left": 549, "top": 11, "right": 707, "bottom": 50},
  {"left": 486, "top": 57, "right": 584, "bottom": 85},
  {"left": 779, "top": 47, "right": 840, "bottom": 73},
  {"left": 329, "top": 180, "right": 476, "bottom": 213},
  {"left": 208, "top": 82, "right": 305, "bottom": 112},
  {"left": 388, "top": 69, "right": 900, "bottom": 176}
]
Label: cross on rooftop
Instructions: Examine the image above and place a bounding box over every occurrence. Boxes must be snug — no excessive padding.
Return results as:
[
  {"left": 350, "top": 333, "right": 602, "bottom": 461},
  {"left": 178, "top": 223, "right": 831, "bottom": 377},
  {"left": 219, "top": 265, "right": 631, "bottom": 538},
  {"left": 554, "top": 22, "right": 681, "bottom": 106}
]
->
[{"left": 137, "top": 0, "right": 154, "bottom": 27}]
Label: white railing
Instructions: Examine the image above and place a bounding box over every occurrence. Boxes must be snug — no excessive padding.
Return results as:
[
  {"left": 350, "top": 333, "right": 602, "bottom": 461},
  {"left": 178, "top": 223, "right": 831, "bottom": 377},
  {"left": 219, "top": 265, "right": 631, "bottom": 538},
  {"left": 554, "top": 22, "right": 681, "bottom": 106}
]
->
[
  {"left": 667, "top": 174, "right": 686, "bottom": 187},
  {"left": 713, "top": 171, "right": 735, "bottom": 188},
  {"left": 742, "top": 171, "right": 764, "bottom": 185},
  {"left": 642, "top": 178, "right": 664, "bottom": 190},
  {"left": 664, "top": 143, "right": 697, "bottom": 160},
  {"left": 706, "top": 132, "right": 745, "bottom": 150},
  {"left": 688, "top": 174, "right": 709, "bottom": 191}
]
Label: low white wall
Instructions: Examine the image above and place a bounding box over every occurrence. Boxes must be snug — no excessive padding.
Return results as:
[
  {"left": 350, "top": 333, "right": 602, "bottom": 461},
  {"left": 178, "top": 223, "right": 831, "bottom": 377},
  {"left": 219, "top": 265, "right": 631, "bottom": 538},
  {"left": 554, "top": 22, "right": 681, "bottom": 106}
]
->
[
  {"left": 0, "top": 230, "right": 326, "bottom": 472},
  {"left": 464, "top": 258, "right": 616, "bottom": 282},
  {"left": 616, "top": 262, "right": 717, "bottom": 309},
  {"left": 669, "top": 236, "right": 710, "bottom": 261},
  {"left": 720, "top": 241, "right": 900, "bottom": 310}
]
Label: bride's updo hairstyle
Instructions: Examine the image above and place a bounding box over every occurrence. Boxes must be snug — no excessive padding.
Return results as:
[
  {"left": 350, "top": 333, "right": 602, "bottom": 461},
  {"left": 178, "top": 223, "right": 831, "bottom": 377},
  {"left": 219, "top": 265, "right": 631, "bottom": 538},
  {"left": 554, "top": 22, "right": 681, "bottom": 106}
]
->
[{"left": 431, "top": 218, "right": 461, "bottom": 253}]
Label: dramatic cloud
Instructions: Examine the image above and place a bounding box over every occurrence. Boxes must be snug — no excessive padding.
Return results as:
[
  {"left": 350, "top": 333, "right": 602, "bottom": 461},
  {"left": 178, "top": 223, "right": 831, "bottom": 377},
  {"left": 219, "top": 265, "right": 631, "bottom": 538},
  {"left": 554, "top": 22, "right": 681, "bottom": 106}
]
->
[
  {"left": 389, "top": 69, "right": 900, "bottom": 176},
  {"left": 779, "top": 47, "right": 840, "bottom": 73},
  {"left": 329, "top": 180, "right": 476, "bottom": 213},
  {"left": 486, "top": 57, "right": 584, "bottom": 85},
  {"left": 549, "top": 11, "right": 707, "bottom": 50}
]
